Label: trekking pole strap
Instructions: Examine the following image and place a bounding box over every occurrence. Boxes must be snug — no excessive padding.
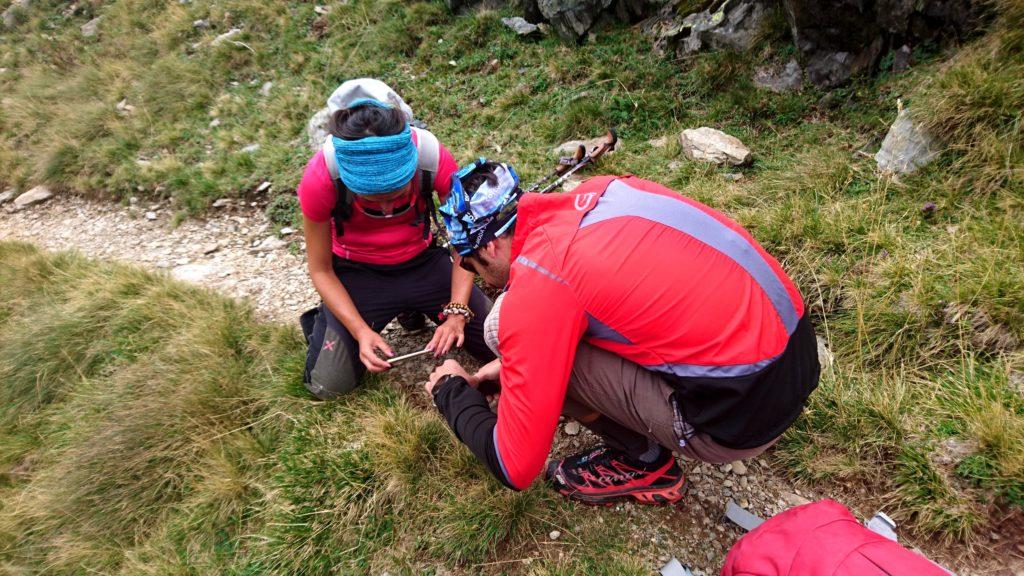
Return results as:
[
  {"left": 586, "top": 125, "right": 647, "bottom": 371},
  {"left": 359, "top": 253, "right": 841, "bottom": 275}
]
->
[{"left": 531, "top": 129, "right": 618, "bottom": 194}]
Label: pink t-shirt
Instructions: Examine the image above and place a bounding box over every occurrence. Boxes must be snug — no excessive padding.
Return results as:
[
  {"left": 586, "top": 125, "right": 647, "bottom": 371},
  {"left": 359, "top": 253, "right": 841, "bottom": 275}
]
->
[{"left": 297, "top": 129, "right": 458, "bottom": 265}]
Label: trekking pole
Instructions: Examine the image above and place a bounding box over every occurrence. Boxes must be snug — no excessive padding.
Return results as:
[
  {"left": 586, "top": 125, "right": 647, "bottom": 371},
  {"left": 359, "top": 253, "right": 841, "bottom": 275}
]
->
[
  {"left": 523, "top": 144, "right": 586, "bottom": 193},
  {"left": 525, "top": 129, "right": 618, "bottom": 195}
]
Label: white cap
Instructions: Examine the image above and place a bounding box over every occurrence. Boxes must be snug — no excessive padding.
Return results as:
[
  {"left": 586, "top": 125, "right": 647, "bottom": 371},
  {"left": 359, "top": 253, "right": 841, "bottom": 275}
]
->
[{"left": 326, "top": 78, "right": 414, "bottom": 122}]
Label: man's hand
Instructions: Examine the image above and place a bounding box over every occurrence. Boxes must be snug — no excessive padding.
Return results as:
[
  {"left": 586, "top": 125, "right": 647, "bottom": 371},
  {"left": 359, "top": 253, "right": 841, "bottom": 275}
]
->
[
  {"left": 356, "top": 329, "right": 393, "bottom": 373},
  {"left": 427, "top": 314, "right": 468, "bottom": 357},
  {"left": 426, "top": 359, "right": 472, "bottom": 395}
]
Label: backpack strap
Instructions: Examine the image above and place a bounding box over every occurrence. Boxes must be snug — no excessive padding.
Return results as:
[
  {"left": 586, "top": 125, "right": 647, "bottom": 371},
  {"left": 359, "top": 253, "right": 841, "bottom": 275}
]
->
[
  {"left": 413, "top": 127, "right": 440, "bottom": 173},
  {"left": 323, "top": 136, "right": 353, "bottom": 236},
  {"left": 411, "top": 128, "right": 442, "bottom": 240}
]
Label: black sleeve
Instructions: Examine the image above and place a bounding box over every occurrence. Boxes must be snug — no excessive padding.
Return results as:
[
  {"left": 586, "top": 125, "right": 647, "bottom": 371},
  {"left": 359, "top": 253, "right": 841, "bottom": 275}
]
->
[{"left": 432, "top": 375, "right": 517, "bottom": 490}]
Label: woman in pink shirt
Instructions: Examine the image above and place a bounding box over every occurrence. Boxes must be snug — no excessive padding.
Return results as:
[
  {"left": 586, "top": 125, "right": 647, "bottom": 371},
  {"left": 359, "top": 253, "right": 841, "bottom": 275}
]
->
[{"left": 298, "top": 99, "right": 493, "bottom": 399}]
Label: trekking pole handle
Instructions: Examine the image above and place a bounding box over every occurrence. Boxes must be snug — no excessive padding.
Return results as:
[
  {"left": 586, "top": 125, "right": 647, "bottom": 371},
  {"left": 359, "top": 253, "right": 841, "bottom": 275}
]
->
[
  {"left": 525, "top": 129, "right": 618, "bottom": 194},
  {"left": 537, "top": 129, "right": 618, "bottom": 194}
]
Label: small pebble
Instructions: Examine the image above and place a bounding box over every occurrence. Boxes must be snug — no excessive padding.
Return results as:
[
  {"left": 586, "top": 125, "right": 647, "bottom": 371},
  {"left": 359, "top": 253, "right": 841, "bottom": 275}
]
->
[{"left": 549, "top": 530, "right": 561, "bottom": 540}]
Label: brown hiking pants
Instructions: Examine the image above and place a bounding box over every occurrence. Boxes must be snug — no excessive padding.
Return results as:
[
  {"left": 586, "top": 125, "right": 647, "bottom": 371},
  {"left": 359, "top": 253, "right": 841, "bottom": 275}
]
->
[{"left": 561, "top": 343, "right": 778, "bottom": 463}]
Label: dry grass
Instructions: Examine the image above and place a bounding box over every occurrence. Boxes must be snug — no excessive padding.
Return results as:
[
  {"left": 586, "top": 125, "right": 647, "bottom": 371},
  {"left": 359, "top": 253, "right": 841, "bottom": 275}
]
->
[{"left": 0, "top": 242, "right": 634, "bottom": 574}]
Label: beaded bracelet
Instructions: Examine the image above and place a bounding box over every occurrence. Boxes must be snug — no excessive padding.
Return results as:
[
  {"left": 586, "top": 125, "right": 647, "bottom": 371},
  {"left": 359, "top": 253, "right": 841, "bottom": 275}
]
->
[{"left": 438, "top": 301, "right": 474, "bottom": 322}]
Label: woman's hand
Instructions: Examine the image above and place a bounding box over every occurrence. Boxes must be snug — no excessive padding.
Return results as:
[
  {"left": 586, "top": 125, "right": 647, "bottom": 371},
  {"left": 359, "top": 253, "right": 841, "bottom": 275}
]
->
[
  {"left": 356, "top": 328, "right": 394, "bottom": 372},
  {"left": 427, "top": 314, "right": 467, "bottom": 357}
]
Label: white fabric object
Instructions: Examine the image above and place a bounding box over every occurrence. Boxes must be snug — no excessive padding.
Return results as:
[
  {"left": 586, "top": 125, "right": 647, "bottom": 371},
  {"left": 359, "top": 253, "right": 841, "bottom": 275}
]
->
[
  {"left": 326, "top": 78, "right": 414, "bottom": 121},
  {"left": 470, "top": 164, "right": 518, "bottom": 221},
  {"left": 484, "top": 292, "right": 506, "bottom": 357}
]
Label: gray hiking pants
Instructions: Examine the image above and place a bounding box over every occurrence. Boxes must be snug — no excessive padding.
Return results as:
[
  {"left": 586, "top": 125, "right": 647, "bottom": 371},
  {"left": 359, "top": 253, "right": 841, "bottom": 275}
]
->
[{"left": 562, "top": 343, "right": 779, "bottom": 463}]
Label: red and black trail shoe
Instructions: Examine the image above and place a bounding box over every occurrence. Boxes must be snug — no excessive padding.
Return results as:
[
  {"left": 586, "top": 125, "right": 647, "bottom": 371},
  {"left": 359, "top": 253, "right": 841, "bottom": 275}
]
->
[{"left": 545, "top": 445, "right": 686, "bottom": 506}]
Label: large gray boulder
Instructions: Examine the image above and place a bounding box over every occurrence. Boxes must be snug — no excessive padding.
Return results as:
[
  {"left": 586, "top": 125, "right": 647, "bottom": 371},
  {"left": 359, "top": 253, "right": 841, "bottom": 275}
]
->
[
  {"left": 2, "top": 0, "right": 30, "bottom": 28},
  {"left": 875, "top": 106, "right": 939, "bottom": 175},
  {"left": 538, "top": 0, "right": 614, "bottom": 42},
  {"left": 680, "top": 127, "right": 752, "bottom": 166},
  {"left": 782, "top": 0, "right": 985, "bottom": 88},
  {"left": 13, "top": 185, "right": 53, "bottom": 210},
  {"left": 647, "top": 0, "right": 770, "bottom": 56}
]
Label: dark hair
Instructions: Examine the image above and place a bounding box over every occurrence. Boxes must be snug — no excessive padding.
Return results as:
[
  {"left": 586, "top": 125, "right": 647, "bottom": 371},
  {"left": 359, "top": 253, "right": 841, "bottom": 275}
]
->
[
  {"left": 461, "top": 161, "right": 505, "bottom": 194},
  {"left": 330, "top": 103, "right": 407, "bottom": 141}
]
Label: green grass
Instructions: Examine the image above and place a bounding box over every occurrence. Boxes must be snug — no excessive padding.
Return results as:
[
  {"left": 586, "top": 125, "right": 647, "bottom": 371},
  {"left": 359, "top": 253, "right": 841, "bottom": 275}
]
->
[
  {"left": 0, "top": 241, "right": 652, "bottom": 574},
  {"left": 0, "top": 0, "right": 1022, "bottom": 561}
]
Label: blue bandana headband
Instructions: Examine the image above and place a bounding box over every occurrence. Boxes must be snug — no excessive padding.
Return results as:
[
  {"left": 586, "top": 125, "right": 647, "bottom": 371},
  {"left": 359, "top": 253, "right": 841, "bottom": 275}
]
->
[
  {"left": 441, "top": 159, "right": 522, "bottom": 256},
  {"left": 332, "top": 99, "right": 418, "bottom": 196}
]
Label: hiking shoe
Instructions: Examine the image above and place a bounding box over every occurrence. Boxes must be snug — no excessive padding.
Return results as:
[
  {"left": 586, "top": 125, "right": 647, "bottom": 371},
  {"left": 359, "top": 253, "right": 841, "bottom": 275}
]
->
[
  {"left": 396, "top": 310, "right": 427, "bottom": 333},
  {"left": 545, "top": 445, "right": 686, "bottom": 506}
]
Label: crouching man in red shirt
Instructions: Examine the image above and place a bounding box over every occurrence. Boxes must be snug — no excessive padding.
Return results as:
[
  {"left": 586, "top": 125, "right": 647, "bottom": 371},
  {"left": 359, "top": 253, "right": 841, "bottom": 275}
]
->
[{"left": 426, "top": 160, "right": 820, "bottom": 505}]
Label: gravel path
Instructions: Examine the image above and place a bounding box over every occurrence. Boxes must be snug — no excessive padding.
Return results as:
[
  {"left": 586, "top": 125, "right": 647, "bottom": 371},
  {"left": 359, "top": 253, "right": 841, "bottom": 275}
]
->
[
  {"left": 1, "top": 194, "right": 1013, "bottom": 576},
  {"left": 0, "top": 195, "right": 317, "bottom": 322}
]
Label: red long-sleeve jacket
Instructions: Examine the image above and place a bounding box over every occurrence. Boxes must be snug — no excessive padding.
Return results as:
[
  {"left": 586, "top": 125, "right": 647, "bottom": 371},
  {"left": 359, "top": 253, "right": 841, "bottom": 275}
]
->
[{"left": 433, "top": 175, "right": 809, "bottom": 490}]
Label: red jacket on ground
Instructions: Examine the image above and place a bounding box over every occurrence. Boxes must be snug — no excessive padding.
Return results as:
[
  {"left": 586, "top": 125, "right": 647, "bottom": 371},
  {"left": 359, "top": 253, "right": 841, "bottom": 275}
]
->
[{"left": 721, "top": 500, "right": 950, "bottom": 576}]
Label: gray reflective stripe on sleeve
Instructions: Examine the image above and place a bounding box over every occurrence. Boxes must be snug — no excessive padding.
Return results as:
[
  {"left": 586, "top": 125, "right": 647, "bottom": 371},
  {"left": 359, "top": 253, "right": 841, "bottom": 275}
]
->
[
  {"left": 514, "top": 255, "right": 568, "bottom": 285},
  {"left": 580, "top": 180, "right": 799, "bottom": 335}
]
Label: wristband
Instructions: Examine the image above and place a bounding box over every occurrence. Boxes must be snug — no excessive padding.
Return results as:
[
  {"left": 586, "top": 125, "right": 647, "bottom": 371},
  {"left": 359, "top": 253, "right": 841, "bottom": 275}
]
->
[{"left": 438, "top": 301, "right": 474, "bottom": 323}]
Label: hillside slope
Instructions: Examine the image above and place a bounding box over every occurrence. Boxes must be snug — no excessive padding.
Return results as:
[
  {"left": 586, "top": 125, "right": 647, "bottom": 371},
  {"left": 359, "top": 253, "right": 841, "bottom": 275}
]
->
[{"left": 1, "top": 0, "right": 1022, "bottom": 572}]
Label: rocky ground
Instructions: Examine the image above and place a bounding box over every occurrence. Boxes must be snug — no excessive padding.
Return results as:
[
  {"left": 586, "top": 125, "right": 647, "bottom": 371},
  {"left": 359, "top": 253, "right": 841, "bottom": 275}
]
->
[{"left": 1, "top": 194, "right": 1018, "bottom": 576}]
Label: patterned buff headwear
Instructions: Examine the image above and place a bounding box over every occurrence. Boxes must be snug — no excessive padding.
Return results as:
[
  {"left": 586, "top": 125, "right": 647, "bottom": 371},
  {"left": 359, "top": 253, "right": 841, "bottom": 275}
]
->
[
  {"left": 440, "top": 159, "right": 523, "bottom": 256},
  {"left": 331, "top": 99, "right": 418, "bottom": 195}
]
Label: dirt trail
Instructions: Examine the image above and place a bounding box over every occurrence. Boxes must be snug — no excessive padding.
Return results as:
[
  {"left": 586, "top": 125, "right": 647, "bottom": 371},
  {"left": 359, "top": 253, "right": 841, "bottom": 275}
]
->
[{"left": 0, "top": 195, "right": 1013, "bottom": 576}]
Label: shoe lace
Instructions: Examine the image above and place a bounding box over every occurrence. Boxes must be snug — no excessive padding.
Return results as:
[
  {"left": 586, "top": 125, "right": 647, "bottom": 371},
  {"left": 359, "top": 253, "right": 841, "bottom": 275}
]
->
[{"left": 576, "top": 450, "right": 644, "bottom": 488}]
